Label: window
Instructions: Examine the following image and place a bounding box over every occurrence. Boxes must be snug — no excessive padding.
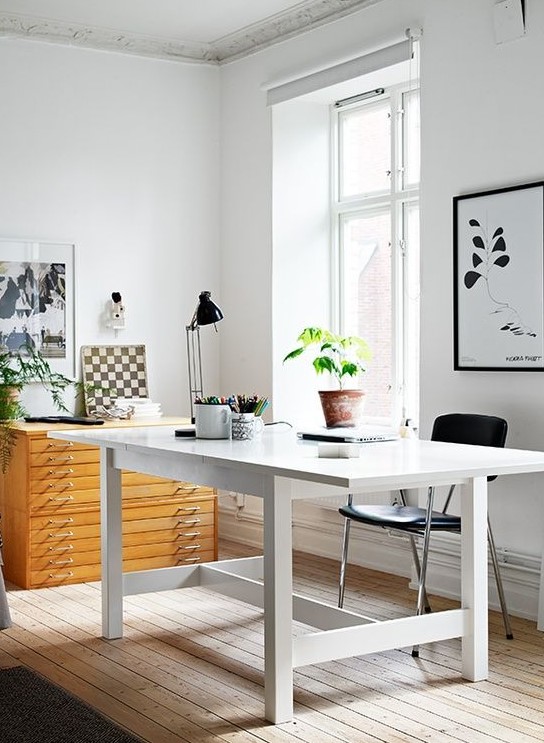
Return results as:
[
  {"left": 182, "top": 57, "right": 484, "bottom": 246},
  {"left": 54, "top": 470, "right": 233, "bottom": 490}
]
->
[{"left": 332, "top": 85, "right": 420, "bottom": 424}]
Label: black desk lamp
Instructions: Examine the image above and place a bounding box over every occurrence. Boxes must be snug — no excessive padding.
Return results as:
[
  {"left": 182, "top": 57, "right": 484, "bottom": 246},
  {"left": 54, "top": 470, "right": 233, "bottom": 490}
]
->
[{"left": 185, "top": 291, "right": 224, "bottom": 424}]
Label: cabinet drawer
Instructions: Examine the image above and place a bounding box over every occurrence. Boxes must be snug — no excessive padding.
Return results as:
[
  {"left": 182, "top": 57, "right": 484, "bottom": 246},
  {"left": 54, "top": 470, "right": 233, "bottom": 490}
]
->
[
  {"left": 31, "top": 463, "right": 99, "bottom": 482},
  {"left": 31, "top": 523, "right": 215, "bottom": 557},
  {"left": 31, "top": 537, "right": 216, "bottom": 571},
  {"left": 31, "top": 564, "right": 102, "bottom": 587},
  {"left": 30, "top": 448, "right": 100, "bottom": 468},
  {"left": 30, "top": 437, "right": 97, "bottom": 455},
  {"left": 30, "top": 549, "right": 216, "bottom": 587},
  {"left": 123, "top": 550, "right": 215, "bottom": 571}
]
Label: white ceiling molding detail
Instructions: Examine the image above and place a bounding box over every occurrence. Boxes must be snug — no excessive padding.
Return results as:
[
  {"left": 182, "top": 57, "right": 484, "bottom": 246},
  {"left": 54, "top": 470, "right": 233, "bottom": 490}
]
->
[
  {"left": 0, "top": 0, "right": 384, "bottom": 64},
  {"left": 0, "top": 13, "right": 212, "bottom": 63},
  {"left": 211, "top": 0, "right": 383, "bottom": 63}
]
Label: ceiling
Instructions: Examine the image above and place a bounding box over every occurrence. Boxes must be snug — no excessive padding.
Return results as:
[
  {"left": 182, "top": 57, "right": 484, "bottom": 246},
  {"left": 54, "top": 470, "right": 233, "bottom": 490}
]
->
[{"left": 0, "top": 0, "right": 381, "bottom": 64}]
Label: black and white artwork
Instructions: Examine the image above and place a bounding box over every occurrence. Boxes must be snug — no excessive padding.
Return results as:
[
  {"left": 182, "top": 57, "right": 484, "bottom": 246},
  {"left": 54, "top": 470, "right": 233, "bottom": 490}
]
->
[
  {"left": 454, "top": 182, "right": 544, "bottom": 371},
  {"left": 0, "top": 240, "right": 75, "bottom": 376}
]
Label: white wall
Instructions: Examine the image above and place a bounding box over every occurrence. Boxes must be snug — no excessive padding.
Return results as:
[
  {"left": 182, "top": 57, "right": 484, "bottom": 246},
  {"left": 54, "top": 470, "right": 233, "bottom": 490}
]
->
[
  {"left": 219, "top": 0, "right": 544, "bottom": 618},
  {"left": 272, "top": 100, "right": 331, "bottom": 425},
  {"left": 0, "top": 38, "right": 221, "bottom": 416}
]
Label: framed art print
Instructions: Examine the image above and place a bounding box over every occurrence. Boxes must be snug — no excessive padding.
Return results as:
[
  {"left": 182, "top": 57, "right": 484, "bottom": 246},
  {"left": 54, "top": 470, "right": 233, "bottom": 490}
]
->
[
  {"left": 0, "top": 239, "right": 75, "bottom": 377},
  {"left": 454, "top": 181, "right": 544, "bottom": 371}
]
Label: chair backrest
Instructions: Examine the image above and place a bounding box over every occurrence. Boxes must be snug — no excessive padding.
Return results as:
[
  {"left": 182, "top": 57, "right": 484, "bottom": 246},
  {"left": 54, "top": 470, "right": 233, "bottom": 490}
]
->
[{"left": 431, "top": 413, "right": 508, "bottom": 482}]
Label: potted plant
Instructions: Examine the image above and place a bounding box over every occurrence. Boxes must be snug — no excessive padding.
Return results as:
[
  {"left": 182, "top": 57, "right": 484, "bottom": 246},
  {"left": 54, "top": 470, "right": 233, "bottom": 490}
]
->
[
  {"left": 0, "top": 345, "right": 79, "bottom": 473},
  {"left": 283, "top": 327, "right": 372, "bottom": 427}
]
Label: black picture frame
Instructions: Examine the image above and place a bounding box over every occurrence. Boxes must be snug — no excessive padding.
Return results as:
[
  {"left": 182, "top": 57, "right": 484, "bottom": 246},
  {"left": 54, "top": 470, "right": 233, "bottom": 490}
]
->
[{"left": 453, "top": 180, "right": 544, "bottom": 371}]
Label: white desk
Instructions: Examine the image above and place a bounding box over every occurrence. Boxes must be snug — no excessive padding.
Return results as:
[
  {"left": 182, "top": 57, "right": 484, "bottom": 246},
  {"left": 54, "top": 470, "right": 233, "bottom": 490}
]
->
[{"left": 49, "top": 425, "right": 544, "bottom": 723}]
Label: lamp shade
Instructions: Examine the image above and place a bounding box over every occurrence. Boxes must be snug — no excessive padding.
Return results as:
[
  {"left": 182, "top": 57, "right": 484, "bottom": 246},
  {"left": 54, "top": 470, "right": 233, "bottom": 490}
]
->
[{"left": 195, "top": 291, "right": 223, "bottom": 327}]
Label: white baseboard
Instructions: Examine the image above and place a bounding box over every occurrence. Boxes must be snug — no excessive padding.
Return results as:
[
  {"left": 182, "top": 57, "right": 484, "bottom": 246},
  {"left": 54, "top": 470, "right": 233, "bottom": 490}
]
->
[{"left": 218, "top": 497, "right": 541, "bottom": 622}]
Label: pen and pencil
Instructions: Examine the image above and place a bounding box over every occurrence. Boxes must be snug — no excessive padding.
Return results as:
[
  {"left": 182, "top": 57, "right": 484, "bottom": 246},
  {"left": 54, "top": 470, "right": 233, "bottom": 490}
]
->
[{"left": 194, "top": 394, "right": 269, "bottom": 416}]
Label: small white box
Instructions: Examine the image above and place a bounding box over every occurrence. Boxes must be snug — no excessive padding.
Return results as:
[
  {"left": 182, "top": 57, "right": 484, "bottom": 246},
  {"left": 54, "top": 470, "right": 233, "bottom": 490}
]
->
[{"left": 317, "top": 443, "right": 360, "bottom": 459}]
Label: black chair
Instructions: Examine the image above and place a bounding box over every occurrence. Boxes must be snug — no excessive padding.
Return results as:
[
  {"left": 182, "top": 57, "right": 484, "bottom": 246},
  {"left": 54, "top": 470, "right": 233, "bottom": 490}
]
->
[{"left": 337, "top": 413, "right": 512, "bottom": 656}]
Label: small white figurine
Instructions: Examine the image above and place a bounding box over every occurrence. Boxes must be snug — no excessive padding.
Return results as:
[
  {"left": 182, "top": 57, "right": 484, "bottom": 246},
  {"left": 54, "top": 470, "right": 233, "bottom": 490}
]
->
[{"left": 111, "top": 291, "right": 125, "bottom": 329}]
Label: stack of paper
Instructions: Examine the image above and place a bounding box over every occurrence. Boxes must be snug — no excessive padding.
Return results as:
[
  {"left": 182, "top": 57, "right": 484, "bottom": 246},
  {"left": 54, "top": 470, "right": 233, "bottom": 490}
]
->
[{"left": 116, "top": 398, "right": 162, "bottom": 419}]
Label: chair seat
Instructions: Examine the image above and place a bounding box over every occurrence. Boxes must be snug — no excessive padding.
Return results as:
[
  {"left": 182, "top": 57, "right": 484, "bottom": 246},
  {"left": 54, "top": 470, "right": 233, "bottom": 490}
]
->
[{"left": 339, "top": 503, "right": 461, "bottom": 532}]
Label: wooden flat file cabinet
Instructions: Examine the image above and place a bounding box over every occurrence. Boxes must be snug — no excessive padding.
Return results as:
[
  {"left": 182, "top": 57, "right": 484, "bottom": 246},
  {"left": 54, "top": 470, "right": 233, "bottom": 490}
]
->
[{"left": 0, "top": 422, "right": 218, "bottom": 589}]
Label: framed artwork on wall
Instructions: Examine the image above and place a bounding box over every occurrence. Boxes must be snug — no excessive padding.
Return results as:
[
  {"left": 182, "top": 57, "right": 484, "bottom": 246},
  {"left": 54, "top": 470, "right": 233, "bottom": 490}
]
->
[
  {"left": 454, "top": 181, "right": 544, "bottom": 371},
  {"left": 0, "top": 239, "right": 75, "bottom": 377}
]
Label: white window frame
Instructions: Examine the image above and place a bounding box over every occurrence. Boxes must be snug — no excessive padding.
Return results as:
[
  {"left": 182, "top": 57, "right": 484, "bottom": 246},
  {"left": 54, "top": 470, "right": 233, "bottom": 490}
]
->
[{"left": 331, "top": 83, "right": 420, "bottom": 426}]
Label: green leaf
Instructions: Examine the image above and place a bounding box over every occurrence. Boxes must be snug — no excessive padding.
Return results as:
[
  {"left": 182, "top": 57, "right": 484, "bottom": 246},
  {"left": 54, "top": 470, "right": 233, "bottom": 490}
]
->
[
  {"left": 283, "top": 347, "right": 304, "bottom": 362},
  {"left": 340, "top": 361, "right": 360, "bottom": 377},
  {"left": 297, "top": 327, "right": 323, "bottom": 346},
  {"left": 313, "top": 356, "right": 337, "bottom": 376}
]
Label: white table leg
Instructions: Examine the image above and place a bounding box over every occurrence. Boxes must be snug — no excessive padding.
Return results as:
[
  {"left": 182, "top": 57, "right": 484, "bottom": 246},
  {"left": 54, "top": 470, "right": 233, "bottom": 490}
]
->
[
  {"left": 100, "top": 447, "right": 123, "bottom": 639},
  {"left": 263, "top": 476, "right": 293, "bottom": 723},
  {"left": 460, "top": 476, "right": 488, "bottom": 680}
]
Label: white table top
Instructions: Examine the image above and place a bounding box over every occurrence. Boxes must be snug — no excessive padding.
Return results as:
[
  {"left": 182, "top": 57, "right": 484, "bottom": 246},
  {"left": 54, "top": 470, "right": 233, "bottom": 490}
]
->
[{"left": 49, "top": 424, "right": 544, "bottom": 492}]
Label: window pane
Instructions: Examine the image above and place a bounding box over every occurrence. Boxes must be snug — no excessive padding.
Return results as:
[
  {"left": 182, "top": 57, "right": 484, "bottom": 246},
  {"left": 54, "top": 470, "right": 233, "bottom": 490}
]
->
[
  {"left": 402, "top": 89, "right": 420, "bottom": 188},
  {"left": 339, "top": 101, "right": 391, "bottom": 199},
  {"left": 341, "top": 210, "right": 392, "bottom": 418}
]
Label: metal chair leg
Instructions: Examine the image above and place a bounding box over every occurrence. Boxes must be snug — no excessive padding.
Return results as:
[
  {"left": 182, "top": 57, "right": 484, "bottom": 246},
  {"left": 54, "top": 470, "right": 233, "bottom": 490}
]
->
[
  {"left": 400, "top": 489, "right": 431, "bottom": 613},
  {"left": 412, "top": 486, "right": 436, "bottom": 657},
  {"left": 487, "top": 518, "right": 514, "bottom": 640},
  {"left": 338, "top": 495, "right": 353, "bottom": 609}
]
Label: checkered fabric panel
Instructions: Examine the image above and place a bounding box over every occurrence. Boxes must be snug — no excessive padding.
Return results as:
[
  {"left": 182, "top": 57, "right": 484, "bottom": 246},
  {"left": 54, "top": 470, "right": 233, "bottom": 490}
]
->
[{"left": 81, "top": 345, "right": 148, "bottom": 414}]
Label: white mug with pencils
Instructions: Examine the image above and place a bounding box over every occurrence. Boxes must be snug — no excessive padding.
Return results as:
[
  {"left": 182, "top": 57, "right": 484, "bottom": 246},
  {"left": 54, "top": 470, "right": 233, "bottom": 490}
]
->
[{"left": 229, "top": 395, "right": 267, "bottom": 441}]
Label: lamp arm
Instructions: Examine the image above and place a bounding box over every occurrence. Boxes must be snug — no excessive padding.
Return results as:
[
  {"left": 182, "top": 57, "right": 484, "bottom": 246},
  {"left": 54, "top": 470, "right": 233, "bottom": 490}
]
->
[{"left": 186, "top": 325, "right": 203, "bottom": 423}]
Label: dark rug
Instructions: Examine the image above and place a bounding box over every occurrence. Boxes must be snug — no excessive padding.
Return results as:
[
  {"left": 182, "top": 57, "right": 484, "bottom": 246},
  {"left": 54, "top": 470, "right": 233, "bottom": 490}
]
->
[{"left": 0, "top": 666, "right": 143, "bottom": 742}]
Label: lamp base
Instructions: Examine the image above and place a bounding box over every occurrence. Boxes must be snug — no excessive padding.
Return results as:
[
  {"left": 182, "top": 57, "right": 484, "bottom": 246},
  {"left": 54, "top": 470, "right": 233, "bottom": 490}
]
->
[{"left": 174, "top": 427, "right": 196, "bottom": 438}]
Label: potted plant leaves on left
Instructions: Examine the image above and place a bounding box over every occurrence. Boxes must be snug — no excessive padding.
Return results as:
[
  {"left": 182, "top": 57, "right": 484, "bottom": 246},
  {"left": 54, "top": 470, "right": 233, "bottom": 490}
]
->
[{"left": 0, "top": 345, "right": 80, "bottom": 473}]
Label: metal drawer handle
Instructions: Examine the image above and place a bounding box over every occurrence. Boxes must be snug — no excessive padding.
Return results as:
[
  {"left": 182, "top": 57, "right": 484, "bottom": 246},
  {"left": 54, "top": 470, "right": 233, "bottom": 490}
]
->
[
  {"left": 48, "top": 468, "right": 74, "bottom": 475},
  {"left": 177, "top": 505, "right": 201, "bottom": 511},
  {"left": 49, "top": 558, "right": 74, "bottom": 565},
  {"left": 177, "top": 485, "right": 197, "bottom": 491},
  {"left": 178, "top": 544, "right": 201, "bottom": 550},
  {"left": 48, "top": 544, "right": 74, "bottom": 552},
  {"left": 48, "top": 495, "right": 75, "bottom": 502},
  {"left": 49, "top": 571, "right": 74, "bottom": 578},
  {"left": 178, "top": 531, "right": 201, "bottom": 537},
  {"left": 179, "top": 557, "right": 201, "bottom": 563},
  {"left": 48, "top": 455, "right": 74, "bottom": 462},
  {"left": 48, "top": 531, "right": 74, "bottom": 538},
  {"left": 48, "top": 518, "right": 74, "bottom": 524},
  {"left": 178, "top": 518, "right": 201, "bottom": 525},
  {"left": 48, "top": 482, "right": 74, "bottom": 489},
  {"left": 47, "top": 441, "right": 74, "bottom": 448}
]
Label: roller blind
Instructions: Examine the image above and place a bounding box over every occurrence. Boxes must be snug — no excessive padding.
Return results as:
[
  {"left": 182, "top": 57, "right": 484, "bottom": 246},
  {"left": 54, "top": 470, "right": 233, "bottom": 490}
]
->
[{"left": 265, "top": 38, "right": 412, "bottom": 106}]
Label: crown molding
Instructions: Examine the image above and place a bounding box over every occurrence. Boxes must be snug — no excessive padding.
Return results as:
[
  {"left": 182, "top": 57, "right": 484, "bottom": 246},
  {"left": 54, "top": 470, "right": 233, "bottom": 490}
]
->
[
  {"left": 0, "top": 12, "right": 214, "bottom": 64},
  {"left": 0, "top": 0, "right": 384, "bottom": 65},
  {"left": 212, "top": 0, "right": 383, "bottom": 62}
]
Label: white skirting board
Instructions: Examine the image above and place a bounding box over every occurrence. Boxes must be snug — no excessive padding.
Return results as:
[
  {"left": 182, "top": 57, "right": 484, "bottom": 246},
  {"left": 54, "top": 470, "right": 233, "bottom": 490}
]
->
[{"left": 218, "top": 495, "right": 541, "bottom": 622}]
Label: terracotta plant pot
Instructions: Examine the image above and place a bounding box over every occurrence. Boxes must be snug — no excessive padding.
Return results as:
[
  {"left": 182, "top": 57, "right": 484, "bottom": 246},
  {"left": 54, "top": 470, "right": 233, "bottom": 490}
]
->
[{"left": 318, "top": 389, "right": 366, "bottom": 428}]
